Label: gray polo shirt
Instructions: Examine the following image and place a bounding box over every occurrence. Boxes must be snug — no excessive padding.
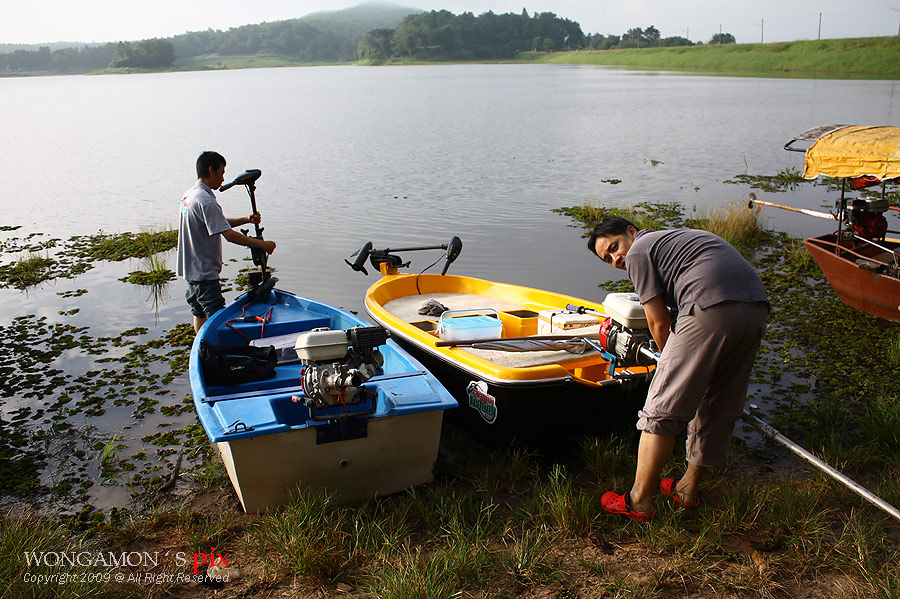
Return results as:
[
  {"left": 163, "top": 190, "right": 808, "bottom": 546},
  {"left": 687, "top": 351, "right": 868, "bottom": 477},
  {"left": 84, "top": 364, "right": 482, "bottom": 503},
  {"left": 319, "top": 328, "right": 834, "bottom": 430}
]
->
[
  {"left": 176, "top": 182, "right": 231, "bottom": 281},
  {"left": 625, "top": 228, "right": 768, "bottom": 315}
]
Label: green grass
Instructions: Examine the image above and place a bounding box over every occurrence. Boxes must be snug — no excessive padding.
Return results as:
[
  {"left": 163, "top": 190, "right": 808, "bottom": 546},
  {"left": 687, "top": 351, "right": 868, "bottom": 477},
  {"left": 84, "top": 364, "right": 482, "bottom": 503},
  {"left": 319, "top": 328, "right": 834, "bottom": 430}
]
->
[
  {"left": 687, "top": 200, "right": 769, "bottom": 258},
  {"left": 0, "top": 252, "right": 55, "bottom": 289},
  {"left": 1, "top": 513, "right": 124, "bottom": 599},
  {"left": 531, "top": 36, "right": 900, "bottom": 76}
]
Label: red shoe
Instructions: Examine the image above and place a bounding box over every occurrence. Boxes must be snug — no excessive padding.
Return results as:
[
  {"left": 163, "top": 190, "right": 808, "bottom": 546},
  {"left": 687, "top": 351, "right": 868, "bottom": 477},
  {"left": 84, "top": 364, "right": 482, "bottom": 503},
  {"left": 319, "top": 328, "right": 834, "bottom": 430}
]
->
[
  {"left": 660, "top": 478, "right": 700, "bottom": 509},
  {"left": 601, "top": 491, "right": 654, "bottom": 522}
]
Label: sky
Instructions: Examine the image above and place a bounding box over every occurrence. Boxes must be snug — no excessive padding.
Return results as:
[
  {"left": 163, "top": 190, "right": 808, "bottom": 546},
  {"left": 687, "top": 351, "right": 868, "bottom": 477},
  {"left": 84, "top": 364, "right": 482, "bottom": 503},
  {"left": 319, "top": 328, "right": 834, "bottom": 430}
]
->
[{"left": 2, "top": 0, "right": 899, "bottom": 46}]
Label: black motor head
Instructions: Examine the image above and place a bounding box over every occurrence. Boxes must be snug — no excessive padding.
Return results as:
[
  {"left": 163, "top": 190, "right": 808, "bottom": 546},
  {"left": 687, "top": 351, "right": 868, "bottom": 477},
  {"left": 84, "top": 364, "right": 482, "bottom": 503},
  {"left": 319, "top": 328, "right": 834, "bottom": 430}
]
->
[
  {"left": 441, "top": 236, "right": 463, "bottom": 275},
  {"left": 220, "top": 169, "right": 262, "bottom": 192}
]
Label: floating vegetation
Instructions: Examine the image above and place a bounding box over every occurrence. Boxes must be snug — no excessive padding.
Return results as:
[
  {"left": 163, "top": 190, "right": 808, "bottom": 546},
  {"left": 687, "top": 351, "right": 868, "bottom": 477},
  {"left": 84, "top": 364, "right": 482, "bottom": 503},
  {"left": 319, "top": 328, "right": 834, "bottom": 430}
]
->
[
  {"left": 0, "top": 227, "right": 176, "bottom": 290},
  {"left": 724, "top": 166, "right": 807, "bottom": 192},
  {"left": 119, "top": 268, "right": 175, "bottom": 286},
  {"left": 554, "top": 201, "right": 685, "bottom": 232},
  {"left": 0, "top": 252, "right": 56, "bottom": 289},
  {"left": 0, "top": 314, "right": 195, "bottom": 502},
  {"left": 600, "top": 178, "right": 621, "bottom": 184},
  {"left": 69, "top": 229, "right": 177, "bottom": 262}
]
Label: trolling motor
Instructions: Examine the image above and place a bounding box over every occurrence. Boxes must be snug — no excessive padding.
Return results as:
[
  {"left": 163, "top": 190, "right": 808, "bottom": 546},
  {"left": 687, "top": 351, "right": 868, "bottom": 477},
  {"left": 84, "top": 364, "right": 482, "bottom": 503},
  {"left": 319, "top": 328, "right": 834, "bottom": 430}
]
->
[
  {"left": 568, "top": 293, "right": 659, "bottom": 370},
  {"left": 293, "top": 326, "right": 387, "bottom": 419},
  {"left": 346, "top": 236, "right": 463, "bottom": 276},
  {"left": 219, "top": 169, "right": 276, "bottom": 300}
]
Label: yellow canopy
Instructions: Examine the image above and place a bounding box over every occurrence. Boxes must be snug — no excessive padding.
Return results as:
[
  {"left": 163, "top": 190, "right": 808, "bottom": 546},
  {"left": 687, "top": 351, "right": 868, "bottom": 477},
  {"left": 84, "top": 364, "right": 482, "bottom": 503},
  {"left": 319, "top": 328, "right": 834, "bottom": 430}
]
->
[{"left": 803, "top": 125, "right": 900, "bottom": 180}]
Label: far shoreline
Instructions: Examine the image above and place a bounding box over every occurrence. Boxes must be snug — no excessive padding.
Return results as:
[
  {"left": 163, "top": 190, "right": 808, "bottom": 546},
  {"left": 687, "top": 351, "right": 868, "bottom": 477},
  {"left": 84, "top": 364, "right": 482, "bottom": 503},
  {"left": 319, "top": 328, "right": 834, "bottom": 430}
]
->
[{"left": 3, "top": 36, "right": 899, "bottom": 80}]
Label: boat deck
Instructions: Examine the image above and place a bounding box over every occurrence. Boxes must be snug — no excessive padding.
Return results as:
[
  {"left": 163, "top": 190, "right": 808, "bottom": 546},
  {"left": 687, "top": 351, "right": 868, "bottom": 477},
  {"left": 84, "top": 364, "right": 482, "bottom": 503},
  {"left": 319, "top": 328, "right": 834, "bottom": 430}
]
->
[{"left": 383, "top": 292, "right": 604, "bottom": 369}]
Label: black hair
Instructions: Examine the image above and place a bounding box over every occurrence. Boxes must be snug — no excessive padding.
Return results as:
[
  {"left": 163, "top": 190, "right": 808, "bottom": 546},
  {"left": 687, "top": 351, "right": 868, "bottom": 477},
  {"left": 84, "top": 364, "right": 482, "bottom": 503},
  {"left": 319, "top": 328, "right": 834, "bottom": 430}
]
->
[
  {"left": 586, "top": 217, "right": 638, "bottom": 256},
  {"left": 196, "top": 151, "right": 226, "bottom": 179}
]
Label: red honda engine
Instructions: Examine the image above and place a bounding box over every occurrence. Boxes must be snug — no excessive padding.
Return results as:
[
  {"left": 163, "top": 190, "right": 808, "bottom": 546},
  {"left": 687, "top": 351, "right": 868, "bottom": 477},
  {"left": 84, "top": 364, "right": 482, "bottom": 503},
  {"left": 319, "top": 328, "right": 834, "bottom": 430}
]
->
[{"left": 843, "top": 198, "right": 889, "bottom": 240}]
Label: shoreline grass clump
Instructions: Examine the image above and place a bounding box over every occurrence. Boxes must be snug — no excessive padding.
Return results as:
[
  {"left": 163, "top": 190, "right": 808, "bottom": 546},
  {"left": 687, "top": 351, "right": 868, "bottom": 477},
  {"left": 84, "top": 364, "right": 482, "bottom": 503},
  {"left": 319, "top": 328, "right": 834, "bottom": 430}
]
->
[
  {"left": 0, "top": 251, "right": 56, "bottom": 289},
  {"left": 686, "top": 200, "right": 769, "bottom": 258}
]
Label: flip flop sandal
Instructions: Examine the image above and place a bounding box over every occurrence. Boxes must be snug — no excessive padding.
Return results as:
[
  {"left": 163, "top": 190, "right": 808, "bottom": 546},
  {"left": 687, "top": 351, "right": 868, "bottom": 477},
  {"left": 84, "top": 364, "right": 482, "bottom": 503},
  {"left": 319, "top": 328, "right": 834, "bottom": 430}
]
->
[
  {"left": 601, "top": 491, "right": 655, "bottom": 522},
  {"left": 660, "top": 478, "right": 700, "bottom": 509}
]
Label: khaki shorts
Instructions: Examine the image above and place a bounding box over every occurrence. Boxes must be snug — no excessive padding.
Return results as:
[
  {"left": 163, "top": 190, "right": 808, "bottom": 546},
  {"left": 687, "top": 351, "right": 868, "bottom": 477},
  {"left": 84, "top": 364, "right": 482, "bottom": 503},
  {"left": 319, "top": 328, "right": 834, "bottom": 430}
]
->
[{"left": 637, "top": 301, "right": 768, "bottom": 468}]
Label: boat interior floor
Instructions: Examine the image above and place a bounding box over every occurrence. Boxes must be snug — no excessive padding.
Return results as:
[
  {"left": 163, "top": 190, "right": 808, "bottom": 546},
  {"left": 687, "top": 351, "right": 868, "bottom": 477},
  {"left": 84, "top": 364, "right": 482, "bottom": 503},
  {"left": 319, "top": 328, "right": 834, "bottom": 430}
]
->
[{"left": 382, "top": 292, "right": 604, "bottom": 369}]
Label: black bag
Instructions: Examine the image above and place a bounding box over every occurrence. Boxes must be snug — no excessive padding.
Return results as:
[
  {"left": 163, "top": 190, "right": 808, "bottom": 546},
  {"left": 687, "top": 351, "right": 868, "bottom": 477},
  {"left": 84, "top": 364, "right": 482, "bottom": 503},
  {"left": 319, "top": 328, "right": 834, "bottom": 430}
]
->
[{"left": 199, "top": 340, "right": 277, "bottom": 386}]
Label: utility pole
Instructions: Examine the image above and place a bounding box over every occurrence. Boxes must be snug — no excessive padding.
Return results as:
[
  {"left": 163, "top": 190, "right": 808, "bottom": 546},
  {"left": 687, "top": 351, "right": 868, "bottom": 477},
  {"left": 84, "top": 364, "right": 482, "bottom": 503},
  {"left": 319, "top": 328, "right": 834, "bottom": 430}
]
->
[
  {"left": 818, "top": 12, "right": 822, "bottom": 40},
  {"left": 761, "top": 19, "right": 764, "bottom": 44},
  {"left": 894, "top": 8, "right": 900, "bottom": 36}
]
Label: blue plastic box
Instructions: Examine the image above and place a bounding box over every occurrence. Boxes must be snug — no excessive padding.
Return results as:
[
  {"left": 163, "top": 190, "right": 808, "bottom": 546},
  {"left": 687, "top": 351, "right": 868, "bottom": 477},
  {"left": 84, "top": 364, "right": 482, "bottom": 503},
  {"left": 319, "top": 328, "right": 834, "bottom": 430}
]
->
[{"left": 438, "top": 314, "right": 502, "bottom": 341}]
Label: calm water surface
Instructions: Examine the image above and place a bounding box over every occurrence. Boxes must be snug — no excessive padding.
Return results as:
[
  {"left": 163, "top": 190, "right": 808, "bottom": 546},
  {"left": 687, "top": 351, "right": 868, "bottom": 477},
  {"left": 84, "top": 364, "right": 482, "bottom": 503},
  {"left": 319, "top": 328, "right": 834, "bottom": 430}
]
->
[{"left": 1, "top": 65, "right": 898, "bottom": 509}]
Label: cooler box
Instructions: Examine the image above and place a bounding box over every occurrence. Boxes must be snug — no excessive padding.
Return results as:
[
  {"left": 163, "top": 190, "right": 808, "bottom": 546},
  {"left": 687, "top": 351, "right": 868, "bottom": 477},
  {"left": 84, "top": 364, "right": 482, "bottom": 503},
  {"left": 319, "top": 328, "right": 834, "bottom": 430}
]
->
[{"left": 438, "top": 309, "right": 502, "bottom": 342}]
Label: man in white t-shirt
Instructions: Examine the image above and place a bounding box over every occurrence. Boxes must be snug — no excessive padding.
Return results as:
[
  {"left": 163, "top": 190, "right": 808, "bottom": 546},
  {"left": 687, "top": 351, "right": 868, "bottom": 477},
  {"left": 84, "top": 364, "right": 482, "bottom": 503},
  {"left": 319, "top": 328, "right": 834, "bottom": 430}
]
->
[{"left": 176, "top": 151, "right": 276, "bottom": 332}]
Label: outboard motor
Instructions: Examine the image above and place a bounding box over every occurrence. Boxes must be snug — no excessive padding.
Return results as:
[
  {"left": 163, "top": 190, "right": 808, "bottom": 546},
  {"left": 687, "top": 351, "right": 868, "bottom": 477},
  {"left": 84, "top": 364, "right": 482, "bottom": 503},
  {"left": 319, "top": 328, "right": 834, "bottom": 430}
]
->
[
  {"left": 293, "top": 326, "right": 387, "bottom": 410},
  {"left": 596, "top": 293, "right": 658, "bottom": 368}
]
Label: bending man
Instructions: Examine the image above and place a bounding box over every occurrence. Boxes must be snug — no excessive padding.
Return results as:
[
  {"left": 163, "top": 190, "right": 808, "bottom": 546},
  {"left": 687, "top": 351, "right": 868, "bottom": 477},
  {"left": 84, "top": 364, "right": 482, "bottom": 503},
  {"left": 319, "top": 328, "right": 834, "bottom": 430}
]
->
[{"left": 588, "top": 217, "right": 768, "bottom": 520}]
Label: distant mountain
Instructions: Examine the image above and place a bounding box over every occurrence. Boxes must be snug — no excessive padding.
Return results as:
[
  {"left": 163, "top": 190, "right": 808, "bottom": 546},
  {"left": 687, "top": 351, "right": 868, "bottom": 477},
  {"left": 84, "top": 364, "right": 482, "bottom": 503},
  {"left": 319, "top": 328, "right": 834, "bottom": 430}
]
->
[
  {"left": 170, "top": 2, "right": 422, "bottom": 62},
  {"left": 301, "top": 2, "right": 424, "bottom": 30}
]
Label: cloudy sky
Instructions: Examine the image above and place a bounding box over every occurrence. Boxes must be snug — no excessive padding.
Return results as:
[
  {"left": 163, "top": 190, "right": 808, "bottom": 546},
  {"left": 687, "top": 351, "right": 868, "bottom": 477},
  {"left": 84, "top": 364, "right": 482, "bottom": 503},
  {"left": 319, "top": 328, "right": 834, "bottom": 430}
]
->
[{"left": 3, "top": 0, "right": 899, "bottom": 46}]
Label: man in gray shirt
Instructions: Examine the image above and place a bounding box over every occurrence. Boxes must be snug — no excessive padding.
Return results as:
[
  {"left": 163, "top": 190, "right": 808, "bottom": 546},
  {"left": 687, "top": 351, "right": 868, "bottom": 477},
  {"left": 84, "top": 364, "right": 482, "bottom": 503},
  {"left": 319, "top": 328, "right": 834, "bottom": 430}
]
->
[
  {"left": 176, "top": 151, "right": 276, "bottom": 333},
  {"left": 588, "top": 217, "right": 768, "bottom": 521}
]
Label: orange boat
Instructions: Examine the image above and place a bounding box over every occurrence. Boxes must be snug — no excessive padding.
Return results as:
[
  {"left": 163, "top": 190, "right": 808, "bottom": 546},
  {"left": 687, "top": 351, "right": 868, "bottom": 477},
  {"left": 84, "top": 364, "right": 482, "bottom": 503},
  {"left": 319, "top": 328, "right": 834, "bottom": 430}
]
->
[{"left": 760, "top": 125, "right": 900, "bottom": 322}]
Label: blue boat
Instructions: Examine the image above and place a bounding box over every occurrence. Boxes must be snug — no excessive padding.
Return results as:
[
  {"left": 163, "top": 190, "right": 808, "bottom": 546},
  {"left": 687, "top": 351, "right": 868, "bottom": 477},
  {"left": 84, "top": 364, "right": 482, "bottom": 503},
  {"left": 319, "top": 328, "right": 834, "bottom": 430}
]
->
[{"left": 190, "top": 287, "right": 457, "bottom": 512}]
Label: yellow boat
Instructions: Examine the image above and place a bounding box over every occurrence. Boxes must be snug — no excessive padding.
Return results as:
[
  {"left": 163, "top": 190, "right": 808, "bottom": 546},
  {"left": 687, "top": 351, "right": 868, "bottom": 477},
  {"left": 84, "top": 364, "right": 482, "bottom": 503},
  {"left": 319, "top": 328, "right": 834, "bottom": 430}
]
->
[{"left": 347, "top": 239, "right": 652, "bottom": 445}]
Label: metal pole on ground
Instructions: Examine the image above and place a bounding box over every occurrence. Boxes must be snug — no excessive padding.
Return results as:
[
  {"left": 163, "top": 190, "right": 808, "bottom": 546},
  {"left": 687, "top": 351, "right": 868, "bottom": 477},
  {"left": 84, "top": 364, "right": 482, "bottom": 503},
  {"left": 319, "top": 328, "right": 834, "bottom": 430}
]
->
[{"left": 742, "top": 405, "right": 900, "bottom": 522}]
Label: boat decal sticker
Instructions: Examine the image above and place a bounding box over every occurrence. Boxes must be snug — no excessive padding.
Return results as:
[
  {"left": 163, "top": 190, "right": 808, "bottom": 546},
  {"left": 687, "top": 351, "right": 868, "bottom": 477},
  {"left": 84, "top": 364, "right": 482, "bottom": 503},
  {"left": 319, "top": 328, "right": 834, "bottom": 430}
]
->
[{"left": 466, "top": 381, "right": 497, "bottom": 424}]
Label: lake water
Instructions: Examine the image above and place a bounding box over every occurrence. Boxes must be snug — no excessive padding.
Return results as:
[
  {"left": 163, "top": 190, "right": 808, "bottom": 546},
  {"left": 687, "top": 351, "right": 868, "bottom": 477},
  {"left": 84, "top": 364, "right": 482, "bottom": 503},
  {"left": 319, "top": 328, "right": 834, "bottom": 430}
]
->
[{"left": 1, "top": 64, "right": 899, "bottom": 510}]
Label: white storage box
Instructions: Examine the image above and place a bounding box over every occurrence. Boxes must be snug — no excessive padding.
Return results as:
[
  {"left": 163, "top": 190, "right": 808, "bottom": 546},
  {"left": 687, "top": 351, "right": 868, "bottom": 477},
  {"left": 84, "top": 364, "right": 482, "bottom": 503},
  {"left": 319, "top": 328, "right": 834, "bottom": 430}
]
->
[
  {"left": 438, "top": 309, "right": 502, "bottom": 342},
  {"left": 602, "top": 293, "right": 648, "bottom": 329}
]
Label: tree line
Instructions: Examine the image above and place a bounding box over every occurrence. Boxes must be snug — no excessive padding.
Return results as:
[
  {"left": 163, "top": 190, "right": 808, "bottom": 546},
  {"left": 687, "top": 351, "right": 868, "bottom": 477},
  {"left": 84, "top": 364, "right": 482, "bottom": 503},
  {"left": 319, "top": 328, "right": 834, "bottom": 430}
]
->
[
  {"left": 0, "top": 8, "right": 735, "bottom": 74},
  {"left": 359, "top": 9, "right": 586, "bottom": 60}
]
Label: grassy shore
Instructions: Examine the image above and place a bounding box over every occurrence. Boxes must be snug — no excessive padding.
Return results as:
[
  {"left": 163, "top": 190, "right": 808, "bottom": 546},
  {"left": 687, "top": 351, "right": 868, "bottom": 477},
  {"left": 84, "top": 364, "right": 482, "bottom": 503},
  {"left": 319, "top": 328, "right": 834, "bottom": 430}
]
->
[{"left": 530, "top": 36, "right": 900, "bottom": 77}]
